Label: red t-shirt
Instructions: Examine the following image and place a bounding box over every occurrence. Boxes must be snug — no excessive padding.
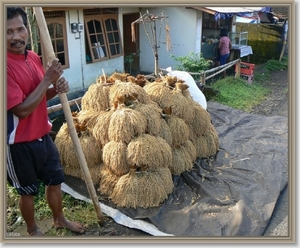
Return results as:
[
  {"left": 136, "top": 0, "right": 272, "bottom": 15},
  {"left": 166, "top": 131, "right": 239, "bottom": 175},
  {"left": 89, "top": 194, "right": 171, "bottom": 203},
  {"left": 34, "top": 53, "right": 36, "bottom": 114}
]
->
[{"left": 7, "top": 50, "right": 52, "bottom": 144}]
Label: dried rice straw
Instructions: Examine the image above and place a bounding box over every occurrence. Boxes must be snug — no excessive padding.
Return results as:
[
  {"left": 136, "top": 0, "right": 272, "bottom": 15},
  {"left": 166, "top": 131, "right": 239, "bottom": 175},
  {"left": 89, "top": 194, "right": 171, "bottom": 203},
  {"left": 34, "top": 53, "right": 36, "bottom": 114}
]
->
[{"left": 102, "top": 141, "right": 130, "bottom": 176}]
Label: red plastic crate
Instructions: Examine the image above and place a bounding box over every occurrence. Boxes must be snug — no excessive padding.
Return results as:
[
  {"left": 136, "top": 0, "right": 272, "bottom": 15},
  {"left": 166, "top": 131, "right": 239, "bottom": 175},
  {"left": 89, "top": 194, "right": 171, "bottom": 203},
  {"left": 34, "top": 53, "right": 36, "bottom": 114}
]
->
[
  {"left": 235, "top": 62, "right": 255, "bottom": 75},
  {"left": 240, "top": 73, "right": 254, "bottom": 84}
]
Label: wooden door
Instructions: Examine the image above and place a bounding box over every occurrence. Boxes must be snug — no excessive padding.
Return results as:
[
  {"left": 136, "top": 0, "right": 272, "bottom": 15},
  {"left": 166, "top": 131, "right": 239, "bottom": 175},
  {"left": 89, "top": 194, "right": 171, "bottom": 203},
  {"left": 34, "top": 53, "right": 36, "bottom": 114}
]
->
[{"left": 123, "top": 13, "right": 140, "bottom": 74}]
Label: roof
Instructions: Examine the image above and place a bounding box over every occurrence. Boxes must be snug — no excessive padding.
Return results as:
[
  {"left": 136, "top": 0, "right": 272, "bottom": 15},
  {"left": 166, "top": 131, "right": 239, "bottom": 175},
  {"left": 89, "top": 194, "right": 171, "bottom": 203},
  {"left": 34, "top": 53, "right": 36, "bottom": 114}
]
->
[
  {"left": 193, "top": 6, "right": 271, "bottom": 20},
  {"left": 270, "top": 7, "right": 289, "bottom": 20}
]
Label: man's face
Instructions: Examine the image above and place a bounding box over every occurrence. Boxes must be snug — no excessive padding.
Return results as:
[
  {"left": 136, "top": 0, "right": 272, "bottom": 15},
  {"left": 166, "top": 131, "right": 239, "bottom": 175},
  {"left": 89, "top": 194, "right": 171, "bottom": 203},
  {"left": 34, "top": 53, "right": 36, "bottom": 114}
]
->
[{"left": 7, "top": 15, "right": 28, "bottom": 54}]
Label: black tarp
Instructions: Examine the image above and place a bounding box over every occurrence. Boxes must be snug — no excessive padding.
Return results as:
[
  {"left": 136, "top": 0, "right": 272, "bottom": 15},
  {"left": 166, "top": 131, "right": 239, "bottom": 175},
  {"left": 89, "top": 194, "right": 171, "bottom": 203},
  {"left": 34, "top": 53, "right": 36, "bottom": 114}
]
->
[{"left": 64, "top": 101, "right": 288, "bottom": 236}]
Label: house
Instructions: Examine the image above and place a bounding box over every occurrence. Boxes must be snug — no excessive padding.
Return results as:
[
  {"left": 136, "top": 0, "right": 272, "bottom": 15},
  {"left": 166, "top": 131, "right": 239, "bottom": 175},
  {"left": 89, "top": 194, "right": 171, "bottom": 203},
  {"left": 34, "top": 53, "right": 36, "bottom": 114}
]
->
[{"left": 29, "top": 6, "right": 274, "bottom": 107}]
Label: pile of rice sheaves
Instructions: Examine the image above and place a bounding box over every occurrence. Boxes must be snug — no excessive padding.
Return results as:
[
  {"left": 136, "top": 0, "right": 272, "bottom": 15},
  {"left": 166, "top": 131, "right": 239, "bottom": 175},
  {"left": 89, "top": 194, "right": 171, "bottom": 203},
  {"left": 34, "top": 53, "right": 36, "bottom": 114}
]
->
[{"left": 55, "top": 72, "right": 219, "bottom": 209}]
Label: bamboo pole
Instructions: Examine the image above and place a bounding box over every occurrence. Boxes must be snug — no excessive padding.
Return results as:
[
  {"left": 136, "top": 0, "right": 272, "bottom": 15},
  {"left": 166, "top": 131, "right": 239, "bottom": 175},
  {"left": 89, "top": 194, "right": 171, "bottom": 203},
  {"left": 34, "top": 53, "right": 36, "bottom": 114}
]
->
[{"left": 33, "top": 7, "right": 105, "bottom": 225}]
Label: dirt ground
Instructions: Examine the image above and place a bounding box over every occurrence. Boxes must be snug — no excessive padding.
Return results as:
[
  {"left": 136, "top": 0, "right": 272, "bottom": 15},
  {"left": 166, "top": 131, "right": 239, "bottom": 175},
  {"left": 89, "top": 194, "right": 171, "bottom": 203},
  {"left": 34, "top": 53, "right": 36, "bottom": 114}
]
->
[{"left": 9, "top": 66, "right": 288, "bottom": 238}]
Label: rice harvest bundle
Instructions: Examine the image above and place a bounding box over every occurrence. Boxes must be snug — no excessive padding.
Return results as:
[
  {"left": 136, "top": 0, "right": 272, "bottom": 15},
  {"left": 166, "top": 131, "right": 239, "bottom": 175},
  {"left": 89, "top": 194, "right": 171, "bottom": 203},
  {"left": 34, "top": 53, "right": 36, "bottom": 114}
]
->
[
  {"left": 92, "top": 110, "right": 114, "bottom": 147},
  {"left": 188, "top": 103, "right": 212, "bottom": 137},
  {"left": 165, "top": 115, "right": 190, "bottom": 148},
  {"left": 75, "top": 109, "right": 100, "bottom": 134},
  {"left": 170, "top": 145, "right": 194, "bottom": 175},
  {"left": 98, "top": 166, "right": 121, "bottom": 196},
  {"left": 204, "top": 125, "right": 220, "bottom": 156},
  {"left": 126, "top": 74, "right": 151, "bottom": 87},
  {"left": 109, "top": 72, "right": 129, "bottom": 82},
  {"left": 182, "top": 139, "right": 197, "bottom": 163},
  {"left": 81, "top": 83, "right": 110, "bottom": 112},
  {"left": 157, "top": 118, "right": 173, "bottom": 146},
  {"left": 143, "top": 81, "right": 173, "bottom": 109},
  {"left": 108, "top": 108, "right": 147, "bottom": 144},
  {"left": 109, "top": 81, "right": 151, "bottom": 105},
  {"left": 54, "top": 122, "right": 69, "bottom": 159},
  {"left": 56, "top": 128, "right": 102, "bottom": 169},
  {"left": 169, "top": 85, "right": 194, "bottom": 124},
  {"left": 102, "top": 141, "right": 129, "bottom": 176},
  {"left": 192, "top": 135, "right": 210, "bottom": 158},
  {"left": 110, "top": 167, "right": 173, "bottom": 208},
  {"left": 133, "top": 101, "right": 162, "bottom": 136},
  {"left": 126, "top": 134, "right": 172, "bottom": 170},
  {"left": 54, "top": 123, "right": 103, "bottom": 183},
  {"left": 64, "top": 164, "right": 102, "bottom": 185}
]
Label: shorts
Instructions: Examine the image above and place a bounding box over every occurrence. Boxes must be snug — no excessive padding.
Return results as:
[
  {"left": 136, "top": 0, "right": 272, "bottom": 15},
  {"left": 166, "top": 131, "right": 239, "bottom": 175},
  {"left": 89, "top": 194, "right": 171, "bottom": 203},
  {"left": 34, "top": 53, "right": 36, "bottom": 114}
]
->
[{"left": 7, "top": 133, "right": 65, "bottom": 196}]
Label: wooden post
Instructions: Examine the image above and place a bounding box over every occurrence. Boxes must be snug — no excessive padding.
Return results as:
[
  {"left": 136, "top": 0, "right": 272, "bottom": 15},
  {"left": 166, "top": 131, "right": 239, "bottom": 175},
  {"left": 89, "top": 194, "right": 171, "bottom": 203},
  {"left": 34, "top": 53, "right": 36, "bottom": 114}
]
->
[
  {"left": 33, "top": 7, "right": 105, "bottom": 225},
  {"left": 235, "top": 59, "right": 241, "bottom": 78},
  {"left": 200, "top": 72, "right": 206, "bottom": 85}
]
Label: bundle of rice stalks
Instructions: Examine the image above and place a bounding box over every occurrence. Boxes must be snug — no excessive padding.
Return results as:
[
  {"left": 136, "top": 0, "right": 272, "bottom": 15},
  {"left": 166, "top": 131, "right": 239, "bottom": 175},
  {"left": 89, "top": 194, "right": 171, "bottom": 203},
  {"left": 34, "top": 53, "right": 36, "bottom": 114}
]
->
[
  {"left": 157, "top": 118, "right": 173, "bottom": 146},
  {"left": 81, "top": 83, "right": 111, "bottom": 112},
  {"left": 102, "top": 141, "right": 130, "bottom": 176},
  {"left": 134, "top": 74, "right": 151, "bottom": 87},
  {"left": 133, "top": 101, "right": 162, "bottom": 136},
  {"left": 205, "top": 124, "right": 220, "bottom": 155},
  {"left": 165, "top": 115, "right": 190, "bottom": 148},
  {"left": 92, "top": 110, "right": 114, "bottom": 147},
  {"left": 109, "top": 72, "right": 129, "bottom": 82},
  {"left": 170, "top": 89, "right": 194, "bottom": 124},
  {"left": 188, "top": 103, "right": 212, "bottom": 137},
  {"left": 56, "top": 128, "right": 102, "bottom": 169},
  {"left": 170, "top": 146, "right": 194, "bottom": 175},
  {"left": 108, "top": 108, "right": 147, "bottom": 144},
  {"left": 110, "top": 167, "right": 173, "bottom": 208},
  {"left": 143, "top": 81, "right": 173, "bottom": 109},
  {"left": 126, "top": 134, "right": 172, "bottom": 169},
  {"left": 64, "top": 163, "right": 102, "bottom": 185},
  {"left": 191, "top": 125, "right": 219, "bottom": 158},
  {"left": 110, "top": 81, "right": 151, "bottom": 105},
  {"left": 191, "top": 135, "right": 210, "bottom": 158},
  {"left": 182, "top": 139, "right": 197, "bottom": 163},
  {"left": 96, "top": 75, "right": 115, "bottom": 85},
  {"left": 55, "top": 123, "right": 103, "bottom": 182},
  {"left": 98, "top": 165, "right": 121, "bottom": 196},
  {"left": 54, "top": 122, "right": 70, "bottom": 160},
  {"left": 74, "top": 110, "right": 100, "bottom": 134}
]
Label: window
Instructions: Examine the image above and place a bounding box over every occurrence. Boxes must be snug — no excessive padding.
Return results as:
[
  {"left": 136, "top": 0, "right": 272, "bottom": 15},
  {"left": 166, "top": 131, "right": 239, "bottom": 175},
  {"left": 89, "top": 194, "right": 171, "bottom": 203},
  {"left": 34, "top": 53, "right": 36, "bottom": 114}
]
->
[
  {"left": 27, "top": 11, "right": 69, "bottom": 69},
  {"left": 84, "top": 8, "right": 123, "bottom": 63}
]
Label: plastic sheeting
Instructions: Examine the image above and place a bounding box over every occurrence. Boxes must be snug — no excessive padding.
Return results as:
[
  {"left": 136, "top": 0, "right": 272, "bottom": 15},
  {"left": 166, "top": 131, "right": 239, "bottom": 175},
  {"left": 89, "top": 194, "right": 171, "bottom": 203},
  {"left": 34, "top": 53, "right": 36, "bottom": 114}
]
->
[{"left": 63, "top": 101, "right": 288, "bottom": 236}]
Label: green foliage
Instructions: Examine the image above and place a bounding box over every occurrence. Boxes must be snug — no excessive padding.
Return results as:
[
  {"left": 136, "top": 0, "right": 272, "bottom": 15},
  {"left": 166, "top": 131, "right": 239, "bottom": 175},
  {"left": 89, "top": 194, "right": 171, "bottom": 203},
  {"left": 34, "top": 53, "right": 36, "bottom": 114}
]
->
[
  {"left": 265, "top": 57, "right": 288, "bottom": 71},
  {"left": 211, "top": 76, "right": 270, "bottom": 112},
  {"left": 124, "top": 51, "right": 140, "bottom": 64},
  {"left": 169, "top": 52, "right": 210, "bottom": 73}
]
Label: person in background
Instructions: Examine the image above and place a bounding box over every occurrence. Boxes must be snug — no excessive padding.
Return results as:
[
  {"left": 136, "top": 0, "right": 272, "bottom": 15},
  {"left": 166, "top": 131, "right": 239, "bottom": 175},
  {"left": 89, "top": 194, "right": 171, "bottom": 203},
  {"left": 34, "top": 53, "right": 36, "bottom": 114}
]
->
[
  {"left": 218, "top": 28, "right": 232, "bottom": 77},
  {"left": 6, "top": 7, "right": 85, "bottom": 236}
]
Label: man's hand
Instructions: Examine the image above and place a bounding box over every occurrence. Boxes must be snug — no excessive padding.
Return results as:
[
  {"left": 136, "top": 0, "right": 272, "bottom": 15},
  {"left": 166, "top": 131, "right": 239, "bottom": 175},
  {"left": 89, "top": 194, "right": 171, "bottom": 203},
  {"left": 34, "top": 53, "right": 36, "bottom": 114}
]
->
[
  {"left": 55, "top": 77, "right": 69, "bottom": 94},
  {"left": 45, "top": 58, "right": 64, "bottom": 86}
]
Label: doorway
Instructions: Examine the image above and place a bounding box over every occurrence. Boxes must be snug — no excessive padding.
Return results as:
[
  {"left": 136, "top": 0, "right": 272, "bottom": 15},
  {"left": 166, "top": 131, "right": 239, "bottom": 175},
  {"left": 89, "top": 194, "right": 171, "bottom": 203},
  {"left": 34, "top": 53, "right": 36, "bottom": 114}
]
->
[{"left": 123, "top": 13, "right": 140, "bottom": 75}]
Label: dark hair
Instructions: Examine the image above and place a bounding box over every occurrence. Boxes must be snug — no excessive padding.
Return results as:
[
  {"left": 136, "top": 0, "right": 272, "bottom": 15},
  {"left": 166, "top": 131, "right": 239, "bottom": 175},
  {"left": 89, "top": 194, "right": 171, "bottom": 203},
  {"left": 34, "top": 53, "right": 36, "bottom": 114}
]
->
[
  {"left": 220, "top": 29, "right": 228, "bottom": 37},
  {"left": 7, "top": 7, "right": 28, "bottom": 27}
]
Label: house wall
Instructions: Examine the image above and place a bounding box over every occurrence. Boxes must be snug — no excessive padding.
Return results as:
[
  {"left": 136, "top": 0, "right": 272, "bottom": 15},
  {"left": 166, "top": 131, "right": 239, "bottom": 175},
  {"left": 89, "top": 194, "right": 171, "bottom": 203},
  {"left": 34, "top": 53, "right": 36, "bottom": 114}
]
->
[
  {"left": 49, "top": 9, "right": 125, "bottom": 107},
  {"left": 138, "top": 7, "right": 199, "bottom": 73}
]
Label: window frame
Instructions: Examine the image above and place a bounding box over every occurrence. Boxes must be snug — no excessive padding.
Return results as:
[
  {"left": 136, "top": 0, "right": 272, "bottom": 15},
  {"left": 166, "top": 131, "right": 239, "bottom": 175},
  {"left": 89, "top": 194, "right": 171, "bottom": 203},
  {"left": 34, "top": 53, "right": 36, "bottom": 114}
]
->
[
  {"left": 84, "top": 10, "right": 123, "bottom": 63},
  {"left": 43, "top": 17, "right": 69, "bottom": 69}
]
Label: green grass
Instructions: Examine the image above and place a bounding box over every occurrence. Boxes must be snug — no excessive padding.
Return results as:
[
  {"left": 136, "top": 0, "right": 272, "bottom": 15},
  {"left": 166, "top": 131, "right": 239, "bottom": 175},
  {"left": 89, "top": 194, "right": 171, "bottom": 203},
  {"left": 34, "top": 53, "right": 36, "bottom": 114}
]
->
[
  {"left": 6, "top": 182, "right": 100, "bottom": 235},
  {"left": 210, "top": 56, "right": 288, "bottom": 112},
  {"left": 210, "top": 76, "right": 270, "bottom": 112}
]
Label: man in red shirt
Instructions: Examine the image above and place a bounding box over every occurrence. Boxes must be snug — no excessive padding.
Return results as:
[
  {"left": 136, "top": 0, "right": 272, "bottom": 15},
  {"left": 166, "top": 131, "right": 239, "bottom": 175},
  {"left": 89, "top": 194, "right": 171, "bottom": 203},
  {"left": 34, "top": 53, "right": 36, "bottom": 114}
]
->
[{"left": 6, "top": 7, "right": 84, "bottom": 236}]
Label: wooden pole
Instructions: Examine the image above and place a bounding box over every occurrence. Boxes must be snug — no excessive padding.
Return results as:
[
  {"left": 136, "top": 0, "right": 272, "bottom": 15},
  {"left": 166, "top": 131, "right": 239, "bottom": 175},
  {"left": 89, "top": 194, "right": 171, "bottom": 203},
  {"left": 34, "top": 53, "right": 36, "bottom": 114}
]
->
[{"left": 33, "top": 7, "right": 105, "bottom": 225}]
